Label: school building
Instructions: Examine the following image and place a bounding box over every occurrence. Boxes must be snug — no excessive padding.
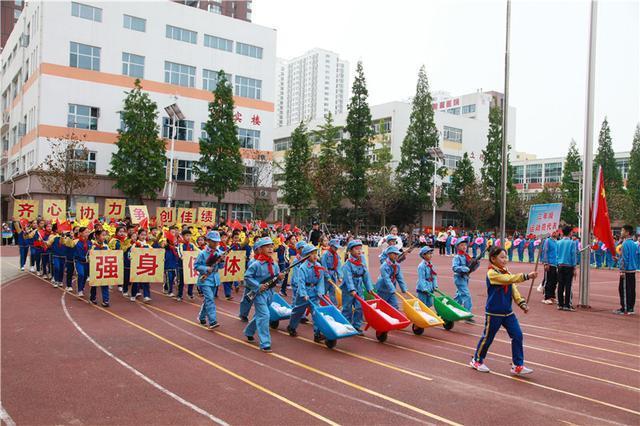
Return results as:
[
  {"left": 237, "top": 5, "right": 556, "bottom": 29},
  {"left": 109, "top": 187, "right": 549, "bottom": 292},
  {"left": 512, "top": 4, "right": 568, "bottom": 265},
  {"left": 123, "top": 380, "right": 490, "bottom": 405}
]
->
[{"left": 1, "top": 0, "right": 277, "bottom": 222}]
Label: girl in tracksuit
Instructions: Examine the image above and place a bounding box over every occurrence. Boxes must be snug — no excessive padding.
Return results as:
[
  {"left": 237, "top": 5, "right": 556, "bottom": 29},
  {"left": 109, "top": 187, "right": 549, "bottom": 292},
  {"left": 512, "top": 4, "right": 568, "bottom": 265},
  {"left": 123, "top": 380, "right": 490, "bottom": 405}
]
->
[
  {"left": 39, "top": 222, "right": 53, "bottom": 279},
  {"left": 90, "top": 230, "right": 110, "bottom": 307},
  {"left": 320, "top": 238, "right": 342, "bottom": 306},
  {"left": 15, "top": 221, "right": 29, "bottom": 271},
  {"left": 340, "top": 240, "right": 373, "bottom": 333},
  {"left": 49, "top": 224, "right": 66, "bottom": 287},
  {"left": 527, "top": 236, "right": 536, "bottom": 263},
  {"left": 452, "top": 237, "right": 480, "bottom": 319},
  {"left": 73, "top": 227, "right": 92, "bottom": 297},
  {"left": 416, "top": 246, "right": 437, "bottom": 307},
  {"left": 470, "top": 246, "right": 537, "bottom": 375},
  {"left": 375, "top": 245, "right": 408, "bottom": 310},
  {"left": 130, "top": 229, "right": 152, "bottom": 302},
  {"left": 177, "top": 229, "right": 196, "bottom": 302}
]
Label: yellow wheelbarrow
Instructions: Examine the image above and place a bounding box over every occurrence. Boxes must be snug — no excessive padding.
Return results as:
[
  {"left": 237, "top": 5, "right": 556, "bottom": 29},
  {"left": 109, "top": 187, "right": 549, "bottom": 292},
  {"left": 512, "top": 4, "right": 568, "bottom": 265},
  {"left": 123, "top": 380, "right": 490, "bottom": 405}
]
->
[
  {"left": 396, "top": 291, "right": 444, "bottom": 335},
  {"left": 327, "top": 279, "right": 343, "bottom": 308}
]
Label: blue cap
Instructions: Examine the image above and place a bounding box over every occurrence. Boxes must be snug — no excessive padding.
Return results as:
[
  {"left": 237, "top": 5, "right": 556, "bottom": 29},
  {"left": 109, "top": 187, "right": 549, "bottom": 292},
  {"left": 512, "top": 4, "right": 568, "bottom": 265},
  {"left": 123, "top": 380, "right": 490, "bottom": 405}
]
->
[
  {"left": 385, "top": 234, "right": 398, "bottom": 243},
  {"left": 295, "top": 240, "right": 306, "bottom": 251},
  {"left": 347, "top": 239, "right": 363, "bottom": 251},
  {"left": 386, "top": 246, "right": 401, "bottom": 256},
  {"left": 420, "top": 246, "right": 434, "bottom": 256},
  {"left": 455, "top": 236, "right": 469, "bottom": 247},
  {"left": 301, "top": 244, "right": 318, "bottom": 257},
  {"left": 329, "top": 238, "right": 341, "bottom": 249},
  {"left": 253, "top": 236, "right": 273, "bottom": 251},
  {"left": 206, "top": 231, "right": 221, "bottom": 242}
]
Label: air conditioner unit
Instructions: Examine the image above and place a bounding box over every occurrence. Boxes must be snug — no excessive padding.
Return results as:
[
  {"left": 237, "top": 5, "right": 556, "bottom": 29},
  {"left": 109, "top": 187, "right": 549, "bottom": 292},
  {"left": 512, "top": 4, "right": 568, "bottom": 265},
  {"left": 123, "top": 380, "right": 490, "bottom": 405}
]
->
[
  {"left": 258, "top": 189, "right": 268, "bottom": 198},
  {"left": 19, "top": 34, "right": 29, "bottom": 48}
]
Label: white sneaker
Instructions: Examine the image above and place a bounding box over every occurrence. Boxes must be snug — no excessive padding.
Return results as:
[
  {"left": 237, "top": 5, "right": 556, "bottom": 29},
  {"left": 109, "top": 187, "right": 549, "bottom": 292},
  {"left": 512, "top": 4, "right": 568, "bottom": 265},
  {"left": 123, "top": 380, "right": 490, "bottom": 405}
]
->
[
  {"left": 511, "top": 365, "right": 533, "bottom": 375},
  {"left": 66, "top": 287, "right": 73, "bottom": 292},
  {"left": 20, "top": 266, "right": 24, "bottom": 271},
  {"left": 77, "top": 290, "right": 84, "bottom": 297},
  {"left": 37, "top": 271, "right": 43, "bottom": 276},
  {"left": 143, "top": 297, "right": 152, "bottom": 303},
  {"left": 536, "top": 283, "right": 544, "bottom": 293},
  {"left": 168, "top": 293, "right": 175, "bottom": 298},
  {"left": 137, "top": 292, "right": 142, "bottom": 297},
  {"left": 29, "top": 266, "right": 35, "bottom": 272},
  {"left": 470, "top": 359, "right": 490, "bottom": 373},
  {"left": 52, "top": 281, "right": 59, "bottom": 288},
  {"left": 118, "top": 286, "right": 123, "bottom": 292},
  {"left": 130, "top": 296, "right": 136, "bottom": 302},
  {"left": 123, "top": 292, "right": 130, "bottom": 298}
]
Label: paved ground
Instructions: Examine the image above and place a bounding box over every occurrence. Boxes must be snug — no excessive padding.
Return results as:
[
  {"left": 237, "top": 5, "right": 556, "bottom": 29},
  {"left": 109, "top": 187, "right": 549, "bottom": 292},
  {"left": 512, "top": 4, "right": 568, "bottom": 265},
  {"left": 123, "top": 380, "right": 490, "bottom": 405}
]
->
[{"left": 1, "top": 245, "right": 639, "bottom": 425}]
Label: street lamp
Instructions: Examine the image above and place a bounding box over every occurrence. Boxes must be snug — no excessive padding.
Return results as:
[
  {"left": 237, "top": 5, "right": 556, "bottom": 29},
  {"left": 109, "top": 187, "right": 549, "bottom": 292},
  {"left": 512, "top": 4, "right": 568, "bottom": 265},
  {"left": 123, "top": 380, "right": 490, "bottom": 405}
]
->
[
  {"left": 427, "top": 146, "right": 444, "bottom": 235},
  {"left": 164, "top": 101, "right": 185, "bottom": 207},
  {"left": 571, "top": 171, "right": 582, "bottom": 224}
]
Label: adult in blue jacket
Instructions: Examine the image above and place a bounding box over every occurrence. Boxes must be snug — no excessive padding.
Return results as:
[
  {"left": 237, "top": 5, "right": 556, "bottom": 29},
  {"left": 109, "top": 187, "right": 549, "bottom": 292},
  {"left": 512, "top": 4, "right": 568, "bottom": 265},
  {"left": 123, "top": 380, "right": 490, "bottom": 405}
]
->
[
  {"left": 375, "top": 246, "right": 408, "bottom": 310},
  {"left": 194, "top": 231, "right": 225, "bottom": 329},
  {"left": 556, "top": 226, "right": 578, "bottom": 311},
  {"left": 616, "top": 225, "right": 638, "bottom": 315}
]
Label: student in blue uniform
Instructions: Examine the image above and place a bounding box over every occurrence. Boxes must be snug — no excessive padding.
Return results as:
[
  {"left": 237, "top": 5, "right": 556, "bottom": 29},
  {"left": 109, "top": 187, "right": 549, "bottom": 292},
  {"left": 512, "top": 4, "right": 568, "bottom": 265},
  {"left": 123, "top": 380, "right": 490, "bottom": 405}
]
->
[
  {"left": 615, "top": 224, "right": 638, "bottom": 315},
  {"left": 320, "top": 238, "right": 342, "bottom": 305},
  {"left": 527, "top": 236, "right": 536, "bottom": 263},
  {"left": 445, "top": 233, "right": 453, "bottom": 256},
  {"left": 379, "top": 235, "right": 398, "bottom": 264},
  {"left": 340, "top": 239, "right": 373, "bottom": 334},
  {"left": 90, "top": 230, "right": 111, "bottom": 307},
  {"left": 416, "top": 246, "right": 438, "bottom": 307},
  {"left": 289, "top": 240, "right": 307, "bottom": 298},
  {"left": 470, "top": 246, "right": 537, "bottom": 375},
  {"left": 176, "top": 229, "right": 196, "bottom": 302},
  {"left": 594, "top": 240, "right": 604, "bottom": 268},
  {"left": 375, "top": 246, "right": 408, "bottom": 310},
  {"left": 62, "top": 227, "right": 78, "bottom": 292},
  {"left": 194, "top": 231, "right": 225, "bottom": 329},
  {"left": 129, "top": 229, "right": 153, "bottom": 302},
  {"left": 516, "top": 236, "right": 526, "bottom": 263},
  {"left": 244, "top": 237, "right": 284, "bottom": 352},
  {"left": 540, "top": 232, "right": 559, "bottom": 304},
  {"left": 452, "top": 236, "right": 480, "bottom": 321},
  {"left": 287, "top": 244, "right": 326, "bottom": 341},
  {"left": 73, "top": 227, "right": 92, "bottom": 297},
  {"left": 556, "top": 226, "right": 578, "bottom": 311},
  {"left": 48, "top": 224, "right": 66, "bottom": 288},
  {"left": 164, "top": 232, "right": 181, "bottom": 298},
  {"left": 15, "top": 221, "right": 30, "bottom": 271},
  {"left": 39, "top": 222, "right": 53, "bottom": 279}
]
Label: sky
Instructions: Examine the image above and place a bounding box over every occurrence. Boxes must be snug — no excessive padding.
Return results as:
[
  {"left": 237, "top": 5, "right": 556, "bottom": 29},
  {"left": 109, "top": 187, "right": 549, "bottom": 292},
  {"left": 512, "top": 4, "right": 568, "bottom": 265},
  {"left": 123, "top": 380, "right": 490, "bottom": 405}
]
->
[{"left": 255, "top": 0, "right": 639, "bottom": 158}]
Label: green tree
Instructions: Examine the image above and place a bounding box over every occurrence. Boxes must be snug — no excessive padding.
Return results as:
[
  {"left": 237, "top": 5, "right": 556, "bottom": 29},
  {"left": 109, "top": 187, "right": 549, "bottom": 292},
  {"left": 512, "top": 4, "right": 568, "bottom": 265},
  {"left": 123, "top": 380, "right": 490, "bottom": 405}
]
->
[
  {"left": 367, "top": 125, "right": 398, "bottom": 228},
  {"left": 310, "top": 112, "right": 343, "bottom": 223},
  {"left": 622, "top": 124, "right": 640, "bottom": 223},
  {"left": 396, "top": 65, "right": 440, "bottom": 229},
  {"left": 593, "top": 117, "right": 623, "bottom": 191},
  {"left": 282, "top": 122, "right": 313, "bottom": 224},
  {"left": 560, "top": 139, "right": 583, "bottom": 225},
  {"left": 447, "top": 152, "right": 475, "bottom": 209},
  {"left": 194, "top": 71, "right": 244, "bottom": 218},
  {"left": 457, "top": 181, "right": 494, "bottom": 230},
  {"left": 339, "top": 61, "right": 373, "bottom": 231},
  {"left": 110, "top": 80, "right": 166, "bottom": 202}
]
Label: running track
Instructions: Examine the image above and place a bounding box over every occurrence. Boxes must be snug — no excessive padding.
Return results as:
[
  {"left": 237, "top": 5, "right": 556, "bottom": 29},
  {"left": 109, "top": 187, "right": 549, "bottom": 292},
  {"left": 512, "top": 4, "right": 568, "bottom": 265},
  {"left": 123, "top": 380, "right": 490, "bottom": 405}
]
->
[{"left": 2, "top": 246, "right": 638, "bottom": 425}]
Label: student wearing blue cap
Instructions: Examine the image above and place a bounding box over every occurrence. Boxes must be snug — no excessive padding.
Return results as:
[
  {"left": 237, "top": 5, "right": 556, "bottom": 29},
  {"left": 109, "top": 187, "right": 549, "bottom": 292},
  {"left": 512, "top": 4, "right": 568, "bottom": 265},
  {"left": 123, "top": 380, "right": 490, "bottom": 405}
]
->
[
  {"left": 379, "top": 235, "right": 399, "bottom": 264},
  {"left": 287, "top": 244, "right": 326, "bottom": 341},
  {"left": 340, "top": 240, "right": 373, "bottom": 333},
  {"left": 244, "top": 237, "right": 284, "bottom": 352},
  {"left": 375, "top": 245, "right": 408, "bottom": 309},
  {"left": 452, "top": 236, "right": 480, "bottom": 321},
  {"left": 289, "top": 240, "right": 307, "bottom": 298},
  {"left": 194, "top": 231, "right": 225, "bottom": 330},
  {"left": 416, "top": 246, "right": 438, "bottom": 307},
  {"left": 320, "top": 239, "right": 342, "bottom": 305}
]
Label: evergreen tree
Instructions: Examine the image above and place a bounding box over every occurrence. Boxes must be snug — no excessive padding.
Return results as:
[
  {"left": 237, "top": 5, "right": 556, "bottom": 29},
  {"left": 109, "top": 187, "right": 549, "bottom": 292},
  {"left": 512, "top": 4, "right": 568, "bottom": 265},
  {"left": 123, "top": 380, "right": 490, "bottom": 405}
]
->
[
  {"left": 110, "top": 80, "right": 166, "bottom": 202},
  {"left": 560, "top": 140, "right": 583, "bottom": 225},
  {"left": 194, "top": 71, "right": 244, "bottom": 218},
  {"left": 396, "top": 66, "right": 440, "bottom": 229},
  {"left": 624, "top": 124, "right": 640, "bottom": 223},
  {"left": 310, "top": 113, "right": 343, "bottom": 223},
  {"left": 338, "top": 61, "right": 373, "bottom": 231},
  {"left": 593, "top": 117, "right": 623, "bottom": 190},
  {"left": 367, "top": 126, "right": 398, "bottom": 228},
  {"left": 447, "top": 152, "right": 475, "bottom": 210},
  {"left": 282, "top": 122, "right": 313, "bottom": 224}
]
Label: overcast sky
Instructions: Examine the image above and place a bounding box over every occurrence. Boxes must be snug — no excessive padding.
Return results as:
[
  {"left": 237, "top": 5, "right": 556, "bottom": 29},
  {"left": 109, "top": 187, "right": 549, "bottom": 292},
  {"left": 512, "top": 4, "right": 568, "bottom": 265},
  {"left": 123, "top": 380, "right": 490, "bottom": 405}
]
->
[{"left": 255, "top": 0, "right": 639, "bottom": 158}]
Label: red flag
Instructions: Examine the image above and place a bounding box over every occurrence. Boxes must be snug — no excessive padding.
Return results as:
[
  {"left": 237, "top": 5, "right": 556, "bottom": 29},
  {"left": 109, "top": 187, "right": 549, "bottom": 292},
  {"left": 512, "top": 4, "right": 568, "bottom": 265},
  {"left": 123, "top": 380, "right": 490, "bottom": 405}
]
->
[
  {"left": 139, "top": 217, "right": 149, "bottom": 230},
  {"left": 87, "top": 220, "right": 94, "bottom": 231},
  {"left": 245, "top": 220, "right": 253, "bottom": 231},
  {"left": 259, "top": 220, "right": 268, "bottom": 229},
  {"left": 293, "top": 226, "right": 301, "bottom": 233},
  {"left": 283, "top": 224, "right": 291, "bottom": 232},
  {"left": 592, "top": 166, "right": 616, "bottom": 256},
  {"left": 58, "top": 221, "right": 72, "bottom": 233}
]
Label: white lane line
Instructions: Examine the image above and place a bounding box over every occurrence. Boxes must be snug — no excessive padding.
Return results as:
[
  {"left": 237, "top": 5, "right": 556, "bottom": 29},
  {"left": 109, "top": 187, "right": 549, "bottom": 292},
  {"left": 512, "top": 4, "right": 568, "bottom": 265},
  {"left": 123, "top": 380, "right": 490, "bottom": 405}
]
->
[
  {"left": 60, "top": 292, "right": 229, "bottom": 426},
  {"left": 0, "top": 404, "right": 16, "bottom": 426}
]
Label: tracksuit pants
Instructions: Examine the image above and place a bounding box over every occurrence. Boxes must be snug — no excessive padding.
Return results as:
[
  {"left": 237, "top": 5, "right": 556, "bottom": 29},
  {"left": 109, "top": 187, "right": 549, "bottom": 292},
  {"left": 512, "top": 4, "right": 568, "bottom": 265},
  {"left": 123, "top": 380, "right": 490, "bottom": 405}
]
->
[
  {"left": 619, "top": 272, "right": 636, "bottom": 313},
  {"left": 65, "top": 260, "right": 75, "bottom": 289},
  {"left": 474, "top": 313, "right": 524, "bottom": 366},
  {"left": 244, "top": 291, "right": 272, "bottom": 349},
  {"left": 75, "top": 261, "right": 89, "bottom": 293},
  {"left": 557, "top": 265, "right": 574, "bottom": 308},
  {"left": 19, "top": 246, "right": 29, "bottom": 268},
  {"left": 53, "top": 256, "right": 66, "bottom": 283},
  {"left": 543, "top": 265, "right": 558, "bottom": 301}
]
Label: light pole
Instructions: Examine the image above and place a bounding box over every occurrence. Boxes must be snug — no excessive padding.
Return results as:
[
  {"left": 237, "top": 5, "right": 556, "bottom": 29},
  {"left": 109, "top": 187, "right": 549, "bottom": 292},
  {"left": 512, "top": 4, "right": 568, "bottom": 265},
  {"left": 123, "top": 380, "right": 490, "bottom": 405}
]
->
[
  {"left": 164, "top": 101, "right": 184, "bottom": 208},
  {"left": 427, "top": 146, "right": 444, "bottom": 235}
]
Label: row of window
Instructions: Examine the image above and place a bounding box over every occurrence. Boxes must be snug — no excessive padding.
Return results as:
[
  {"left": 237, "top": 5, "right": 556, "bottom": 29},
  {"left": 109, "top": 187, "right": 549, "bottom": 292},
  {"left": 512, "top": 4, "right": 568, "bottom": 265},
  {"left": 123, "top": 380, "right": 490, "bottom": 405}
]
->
[
  {"left": 71, "top": 2, "right": 262, "bottom": 58},
  {"left": 168, "top": 159, "right": 258, "bottom": 188},
  {"left": 443, "top": 126, "right": 463, "bottom": 143},
  {"left": 512, "top": 163, "right": 563, "bottom": 184},
  {"left": 68, "top": 41, "right": 261, "bottom": 99}
]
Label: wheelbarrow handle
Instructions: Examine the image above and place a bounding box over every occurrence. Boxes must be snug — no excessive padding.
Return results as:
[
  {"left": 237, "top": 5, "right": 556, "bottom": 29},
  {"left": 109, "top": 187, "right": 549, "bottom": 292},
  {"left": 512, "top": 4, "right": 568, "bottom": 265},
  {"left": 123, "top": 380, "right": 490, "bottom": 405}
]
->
[
  {"left": 320, "top": 294, "right": 334, "bottom": 306},
  {"left": 434, "top": 288, "right": 447, "bottom": 297},
  {"left": 327, "top": 279, "right": 341, "bottom": 291}
]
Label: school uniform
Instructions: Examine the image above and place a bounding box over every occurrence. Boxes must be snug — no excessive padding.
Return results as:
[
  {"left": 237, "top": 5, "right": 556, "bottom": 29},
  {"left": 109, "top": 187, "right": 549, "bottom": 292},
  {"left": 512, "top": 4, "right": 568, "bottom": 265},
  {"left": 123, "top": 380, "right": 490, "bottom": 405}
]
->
[
  {"left": 63, "top": 237, "right": 76, "bottom": 290},
  {"left": 229, "top": 242, "right": 244, "bottom": 293},
  {"left": 452, "top": 248, "right": 479, "bottom": 311},
  {"left": 540, "top": 238, "right": 558, "bottom": 301},
  {"left": 416, "top": 259, "right": 438, "bottom": 307},
  {"left": 73, "top": 238, "right": 92, "bottom": 295},
  {"left": 276, "top": 243, "right": 291, "bottom": 294},
  {"left": 177, "top": 242, "right": 196, "bottom": 299},
  {"left": 556, "top": 237, "right": 578, "bottom": 309},
  {"left": 507, "top": 240, "right": 514, "bottom": 262},
  {"left": 15, "top": 225, "right": 29, "bottom": 270},
  {"left": 375, "top": 258, "right": 408, "bottom": 310},
  {"left": 164, "top": 244, "right": 180, "bottom": 296},
  {"left": 244, "top": 251, "right": 281, "bottom": 350},
  {"left": 90, "top": 242, "right": 110, "bottom": 305},
  {"left": 129, "top": 242, "right": 152, "bottom": 300},
  {"left": 340, "top": 252, "right": 373, "bottom": 330},
  {"left": 50, "top": 234, "right": 67, "bottom": 285},
  {"left": 527, "top": 239, "right": 535, "bottom": 263},
  {"left": 516, "top": 239, "right": 525, "bottom": 263},
  {"left": 30, "top": 228, "right": 45, "bottom": 273},
  {"left": 288, "top": 258, "right": 325, "bottom": 336},
  {"left": 320, "top": 246, "right": 342, "bottom": 305},
  {"left": 618, "top": 238, "right": 638, "bottom": 313},
  {"left": 194, "top": 245, "right": 224, "bottom": 326}
]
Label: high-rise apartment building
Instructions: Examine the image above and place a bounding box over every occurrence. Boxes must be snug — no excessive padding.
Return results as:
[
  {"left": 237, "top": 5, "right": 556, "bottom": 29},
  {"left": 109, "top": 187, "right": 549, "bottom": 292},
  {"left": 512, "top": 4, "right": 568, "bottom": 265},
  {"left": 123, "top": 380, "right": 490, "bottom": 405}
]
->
[
  {"left": 1, "top": 0, "right": 25, "bottom": 49},
  {"left": 171, "top": 0, "right": 253, "bottom": 22},
  {"left": 275, "top": 48, "right": 348, "bottom": 127}
]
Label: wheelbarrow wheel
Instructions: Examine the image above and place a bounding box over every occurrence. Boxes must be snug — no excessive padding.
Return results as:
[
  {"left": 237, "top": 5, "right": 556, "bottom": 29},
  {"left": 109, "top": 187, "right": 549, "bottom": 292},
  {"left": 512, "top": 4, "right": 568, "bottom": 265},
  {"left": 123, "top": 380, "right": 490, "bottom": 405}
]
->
[
  {"left": 411, "top": 324, "right": 424, "bottom": 335},
  {"left": 325, "top": 339, "right": 337, "bottom": 349},
  {"left": 376, "top": 331, "right": 388, "bottom": 343},
  {"left": 443, "top": 320, "right": 454, "bottom": 331},
  {"left": 269, "top": 320, "right": 279, "bottom": 329}
]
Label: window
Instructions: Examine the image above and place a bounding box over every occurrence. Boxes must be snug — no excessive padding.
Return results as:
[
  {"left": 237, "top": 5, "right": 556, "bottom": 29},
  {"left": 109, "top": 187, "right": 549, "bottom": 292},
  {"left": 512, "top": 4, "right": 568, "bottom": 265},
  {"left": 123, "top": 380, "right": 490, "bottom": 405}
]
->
[
  {"left": 616, "top": 158, "right": 630, "bottom": 180},
  {"left": 204, "top": 34, "right": 233, "bottom": 52},
  {"left": 122, "top": 52, "right": 144, "bottom": 78},
  {"left": 446, "top": 107, "right": 460, "bottom": 115},
  {"left": 461, "top": 104, "right": 476, "bottom": 114},
  {"left": 68, "top": 104, "right": 98, "bottom": 130},
  {"left": 513, "top": 165, "right": 524, "bottom": 184},
  {"left": 237, "top": 128, "right": 260, "bottom": 149},
  {"left": 244, "top": 166, "right": 256, "bottom": 186},
  {"left": 69, "top": 42, "right": 100, "bottom": 71},
  {"left": 15, "top": 0, "right": 23, "bottom": 6},
  {"left": 71, "top": 150, "right": 97, "bottom": 173},
  {"left": 444, "top": 154, "right": 461, "bottom": 170},
  {"left": 274, "top": 137, "right": 291, "bottom": 151},
  {"left": 176, "top": 160, "right": 193, "bottom": 181},
  {"left": 441, "top": 212, "right": 460, "bottom": 228},
  {"left": 443, "top": 126, "right": 462, "bottom": 143},
  {"left": 231, "top": 204, "right": 252, "bottom": 221},
  {"left": 526, "top": 164, "right": 543, "bottom": 184},
  {"left": 71, "top": 2, "right": 102, "bottom": 22},
  {"left": 208, "top": 3, "right": 222, "bottom": 14},
  {"left": 200, "top": 122, "right": 208, "bottom": 140},
  {"left": 202, "top": 69, "right": 231, "bottom": 91},
  {"left": 164, "top": 61, "right": 195, "bottom": 87},
  {"left": 123, "top": 14, "right": 146, "bottom": 32},
  {"left": 166, "top": 25, "right": 197, "bottom": 44},
  {"left": 234, "top": 75, "right": 261, "bottom": 100},
  {"left": 544, "top": 162, "right": 562, "bottom": 183},
  {"left": 372, "top": 117, "right": 391, "bottom": 134},
  {"left": 236, "top": 42, "right": 263, "bottom": 59},
  {"left": 14, "top": 9, "right": 21, "bottom": 21},
  {"left": 162, "top": 117, "right": 194, "bottom": 141}
]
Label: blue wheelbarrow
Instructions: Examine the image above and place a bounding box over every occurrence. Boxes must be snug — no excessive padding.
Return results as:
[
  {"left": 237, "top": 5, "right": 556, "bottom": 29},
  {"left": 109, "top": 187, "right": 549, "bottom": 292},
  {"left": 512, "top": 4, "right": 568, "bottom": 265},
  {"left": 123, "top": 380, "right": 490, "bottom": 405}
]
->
[
  {"left": 309, "top": 296, "right": 359, "bottom": 349},
  {"left": 269, "top": 293, "right": 293, "bottom": 330}
]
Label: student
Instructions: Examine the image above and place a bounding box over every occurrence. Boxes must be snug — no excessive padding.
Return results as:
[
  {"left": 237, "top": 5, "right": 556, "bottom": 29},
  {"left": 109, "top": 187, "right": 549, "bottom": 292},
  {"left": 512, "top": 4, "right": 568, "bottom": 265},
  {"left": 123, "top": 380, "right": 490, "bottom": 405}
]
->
[
  {"left": 615, "top": 224, "right": 638, "bottom": 315},
  {"left": 15, "top": 220, "right": 30, "bottom": 271},
  {"left": 62, "top": 227, "right": 79, "bottom": 292},
  {"left": 194, "top": 231, "right": 225, "bottom": 329},
  {"left": 516, "top": 236, "right": 525, "bottom": 263},
  {"left": 470, "top": 246, "right": 537, "bottom": 375},
  {"left": 287, "top": 244, "right": 326, "bottom": 342},
  {"left": 73, "top": 227, "right": 92, "bottom": 297},
  {"left": 375, "top": 246, "right": 408, "bottom": 310},
  {"left": 540, "top": 232, "right": 559, "bottom": 304},
  {"left": 506, "top": 237, "right": 514, "bottom": 262},
  {"left": 244, "top": 237, "right": 284, "bottom": 352},
  {"left": 176, "top": 229, "right": 196, "bottom": 302},
  {"left": 556, "top": 226, "right": 578, "bottom": 311},
  {"left": 320, "top": 238, "right": 342, "bottom": 305},
  {"left": 379, "top": 235, "right": 399, "bottom": 264},
  {"left": 527, "top": 235, "right": 536, "bottom": 263},
  {"left": 452, "top": 236, "right": 480, "bottom": 321},
  {"left": 48, "top": 224, "right": 66, "bottom": 288},
  {"left": 277, "top": 234, "right": 295, "bottom": 296},
  {"left": 163, "top": 232, "right": 180, "bottom": 298},
  {"left": 109, "top": 226, "right": 129, "bottom": 294},
  {"left": 289, "top": 240, "right": 307, "bottom": 299},
  {"left": 90, "top": 230, "right": 111, "bottom": 307},
  {"left": 416, "top": 246, "right": 437, "bottom": 307},
  {"left": 228, "top": 232, "right": 244, "bottom": 297},
  {"left": 30, "top": 219, "right": 45, "bottom": 275},
  {"left": 340, "top": 239, "right": 373, "bottom": 334},
  {"left": 129, "top": 229, "right": 152, "bottom": 303},
  {"left": 38, "top": 222, "right": 53, "bottom": 279}
]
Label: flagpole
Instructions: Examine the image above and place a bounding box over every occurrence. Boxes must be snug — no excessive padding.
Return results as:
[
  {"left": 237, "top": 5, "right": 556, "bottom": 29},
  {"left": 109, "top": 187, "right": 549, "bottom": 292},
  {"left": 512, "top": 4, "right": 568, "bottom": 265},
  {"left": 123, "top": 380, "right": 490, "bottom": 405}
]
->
[
  {"left": 579, "top": 0, "right": 598, "bottom": 308},
  {"left": 499, "top": 0, "right": 511, "bottom": 244}
]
